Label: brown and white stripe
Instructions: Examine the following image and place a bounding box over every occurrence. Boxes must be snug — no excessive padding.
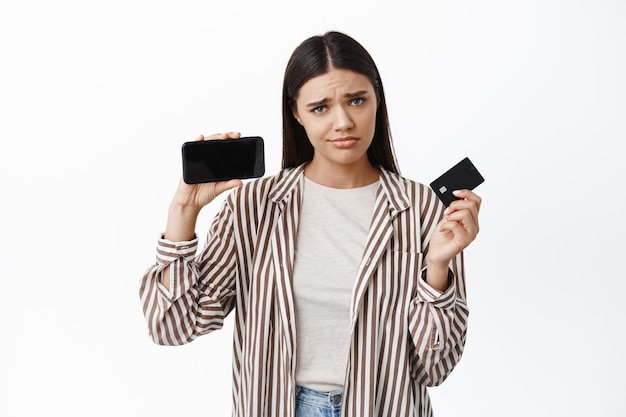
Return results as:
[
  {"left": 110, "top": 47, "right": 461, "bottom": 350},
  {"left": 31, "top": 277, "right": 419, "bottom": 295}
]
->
[{"left": 139, "top": 164, "right": 469, "bottom": 417}]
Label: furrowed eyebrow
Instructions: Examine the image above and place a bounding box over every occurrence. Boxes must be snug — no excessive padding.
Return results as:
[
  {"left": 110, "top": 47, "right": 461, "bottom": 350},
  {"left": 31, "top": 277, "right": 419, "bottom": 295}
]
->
[
  {"left": 306, "top": 98, "right": 328, "bottom": 108},
  {"left": 345, "top": 90, "right": 368, "bottom": 99},
  {"left": 305, "top": 90, "right": 370, "bottom": 108}
]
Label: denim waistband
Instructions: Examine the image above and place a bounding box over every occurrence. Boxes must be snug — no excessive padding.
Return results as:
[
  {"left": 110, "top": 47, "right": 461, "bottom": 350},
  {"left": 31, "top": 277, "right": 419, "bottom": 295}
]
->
[{"left": 296, "top": 385, "right": 343, "bottom": 409}]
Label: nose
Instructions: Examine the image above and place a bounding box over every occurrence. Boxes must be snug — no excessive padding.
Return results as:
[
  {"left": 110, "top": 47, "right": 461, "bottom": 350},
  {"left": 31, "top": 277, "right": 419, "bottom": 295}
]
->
[{"left": 333, "top": 106, "right": 354, "bottom": 131}]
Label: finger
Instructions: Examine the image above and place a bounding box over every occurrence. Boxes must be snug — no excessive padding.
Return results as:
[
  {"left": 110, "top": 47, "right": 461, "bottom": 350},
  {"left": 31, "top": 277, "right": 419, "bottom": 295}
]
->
[
  {"left": 452, "top": 189, "right": 482, "bottom": 211},
  {"left": 446, "top": 202, "right": 479, "bottom": 226},
  {"left": 205, "top": 133, "right": 227, "bottom": 140},
  {"left": 214, "top": 179, "right": 243, "bottom": 195},
  {"left": 206, "top": 131, "right": 242, "bottom": 141},
  {"left": 442, "top": 214, "right": 478, "bottom": 236},
  {"left": 445, "top": 208, "right": 479, "bottom": 235},
  {"left": 438, "top": 220, "right": 470, "bottom": 240},
  {"left": 218, "top": 132, "right": 241, "bottom": 140},
  {"left": 446, "top": 193, "right": 480, "bottom": 224},
  {"left": 439, "top": 220, "right": 475, "bottom": 246},
  {"left": 446, "top": 198, "right": 477, "bottom": 213},
  {"left": 445, "top": 201, "right": 479, "bottom": 229}
]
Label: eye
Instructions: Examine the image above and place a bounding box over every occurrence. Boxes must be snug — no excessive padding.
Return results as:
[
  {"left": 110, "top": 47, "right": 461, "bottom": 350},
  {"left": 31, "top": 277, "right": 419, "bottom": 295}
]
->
[
  {"left": 350, "top": 97, "right": 365, "bottom": 106},
  {"left": 312, "top": 106, "right": 327, "bottom": 114}
]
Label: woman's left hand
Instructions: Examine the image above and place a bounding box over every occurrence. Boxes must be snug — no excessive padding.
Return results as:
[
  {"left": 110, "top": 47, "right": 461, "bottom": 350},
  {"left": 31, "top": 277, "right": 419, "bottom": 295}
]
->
[{"left": 427, "top": 189, "right": 482, "bottom": 269}]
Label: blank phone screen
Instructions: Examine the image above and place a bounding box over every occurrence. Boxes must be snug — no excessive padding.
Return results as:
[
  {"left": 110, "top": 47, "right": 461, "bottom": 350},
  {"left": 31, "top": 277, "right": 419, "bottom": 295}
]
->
[{"left": 182, "top": 137, "right": 265, "bottom": 184}]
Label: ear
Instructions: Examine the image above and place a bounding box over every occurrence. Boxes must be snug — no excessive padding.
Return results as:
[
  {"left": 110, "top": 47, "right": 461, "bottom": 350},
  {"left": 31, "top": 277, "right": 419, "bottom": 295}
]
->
[{"left": 292, "top": 110, "right": 302, "bottom": 125}]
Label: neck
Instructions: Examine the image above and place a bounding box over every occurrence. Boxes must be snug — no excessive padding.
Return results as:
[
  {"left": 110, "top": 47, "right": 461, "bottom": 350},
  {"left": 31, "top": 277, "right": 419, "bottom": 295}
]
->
[{"left": 304, "top": 158, "right": 379, "bottom": 189}]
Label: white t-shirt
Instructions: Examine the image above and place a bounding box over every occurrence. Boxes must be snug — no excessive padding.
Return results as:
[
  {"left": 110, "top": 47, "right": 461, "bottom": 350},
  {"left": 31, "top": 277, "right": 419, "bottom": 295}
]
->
[{"left": 292, "top": 176, "right": 378, "bottom": 392}]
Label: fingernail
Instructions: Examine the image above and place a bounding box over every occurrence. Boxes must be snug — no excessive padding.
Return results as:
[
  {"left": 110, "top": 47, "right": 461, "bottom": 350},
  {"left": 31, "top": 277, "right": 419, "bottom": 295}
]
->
[{"left": 452, "top": 190, "right": 462, "bottom": 196}]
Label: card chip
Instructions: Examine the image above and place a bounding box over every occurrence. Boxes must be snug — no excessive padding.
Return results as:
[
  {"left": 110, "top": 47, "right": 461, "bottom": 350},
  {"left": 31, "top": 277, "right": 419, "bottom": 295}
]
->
[{"left": 439, "top": 186, "right": 447, "bottom": 194}]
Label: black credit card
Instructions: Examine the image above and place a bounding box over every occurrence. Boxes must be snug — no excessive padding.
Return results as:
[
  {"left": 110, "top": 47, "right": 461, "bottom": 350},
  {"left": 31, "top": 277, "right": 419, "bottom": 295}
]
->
[{"left": 429, "top": 157, "right": 484, "bottom": 206}]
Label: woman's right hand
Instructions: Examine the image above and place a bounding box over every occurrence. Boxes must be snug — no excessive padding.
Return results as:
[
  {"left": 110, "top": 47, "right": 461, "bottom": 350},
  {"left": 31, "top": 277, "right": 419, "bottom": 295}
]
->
[
  {"left": 163, "top": 132, "right": 243, "bottom": 243},
  {"left": 171, "top": 132, "right": 244, "bottom": 211}
]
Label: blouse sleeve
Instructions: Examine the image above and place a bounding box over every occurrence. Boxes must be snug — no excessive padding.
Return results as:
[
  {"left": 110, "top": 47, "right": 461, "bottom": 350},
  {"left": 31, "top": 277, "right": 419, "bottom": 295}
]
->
[
  {"left": 138, "top": 198, "right": 239, "bottom": 346},
  {"left": 407, "top": 252, "right": 469, "bottom": 386},
  {"left": 407, "top": 185, "right": 470, "bottom": 386}
]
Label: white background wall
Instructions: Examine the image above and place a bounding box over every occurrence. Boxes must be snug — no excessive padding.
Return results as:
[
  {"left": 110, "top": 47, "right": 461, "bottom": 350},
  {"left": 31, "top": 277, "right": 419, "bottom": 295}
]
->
[{"left": 1, "top": 0, "right": 624, "bottom": 415}]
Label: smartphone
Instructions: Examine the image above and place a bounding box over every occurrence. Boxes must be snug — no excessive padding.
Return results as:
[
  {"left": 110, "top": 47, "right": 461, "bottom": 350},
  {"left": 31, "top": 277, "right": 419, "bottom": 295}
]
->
[
  {"left": 429, "top": 157, "right": 484, "bottom": 207},
  {"left": 182, "top": 136, "right": 265, "bottom": 184}
]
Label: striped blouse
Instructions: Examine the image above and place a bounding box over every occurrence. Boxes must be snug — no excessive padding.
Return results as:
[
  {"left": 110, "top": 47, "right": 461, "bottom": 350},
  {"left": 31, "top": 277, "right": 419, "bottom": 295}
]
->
[{"left": 139, "top": 164, "right": 469, "bottom": 417}]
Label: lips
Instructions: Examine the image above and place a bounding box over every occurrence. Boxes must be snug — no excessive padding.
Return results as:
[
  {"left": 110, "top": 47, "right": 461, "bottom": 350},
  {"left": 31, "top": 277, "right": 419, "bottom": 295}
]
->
[{"left": 330, "top": 136, "right": 359, "bottom": 149}]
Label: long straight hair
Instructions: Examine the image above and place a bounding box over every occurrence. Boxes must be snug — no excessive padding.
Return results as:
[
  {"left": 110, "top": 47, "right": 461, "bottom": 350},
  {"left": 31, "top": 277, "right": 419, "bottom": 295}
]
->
[{"left": 281, "top": 31, "right": 400, "bottom": 174}]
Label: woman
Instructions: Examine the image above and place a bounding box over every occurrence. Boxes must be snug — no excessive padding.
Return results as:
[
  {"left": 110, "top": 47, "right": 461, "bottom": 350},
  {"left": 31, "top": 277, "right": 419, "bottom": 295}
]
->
[{"left": 140, "top": 31, "right": 481, "bottom": 417}]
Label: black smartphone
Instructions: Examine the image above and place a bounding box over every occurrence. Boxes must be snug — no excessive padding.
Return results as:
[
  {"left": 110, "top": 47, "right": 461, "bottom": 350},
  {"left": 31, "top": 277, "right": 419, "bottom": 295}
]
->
[
  {"left": 429, "top": 157, "right": 484, "bottom": 207},
  {"left": 182, "top": 136, "right": 265, "bottom": 184}
]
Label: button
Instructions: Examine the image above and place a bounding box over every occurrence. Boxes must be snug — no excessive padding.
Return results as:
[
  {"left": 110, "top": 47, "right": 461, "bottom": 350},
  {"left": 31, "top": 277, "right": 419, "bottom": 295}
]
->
[{"left": 331, "top": 394, "right": 342, "bottom": 405}]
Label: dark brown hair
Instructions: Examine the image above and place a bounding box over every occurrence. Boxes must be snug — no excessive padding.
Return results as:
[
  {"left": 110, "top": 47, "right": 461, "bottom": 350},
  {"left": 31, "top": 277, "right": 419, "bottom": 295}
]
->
[{"left": 281, "top": 31, "right": 399, "bottom": 173}]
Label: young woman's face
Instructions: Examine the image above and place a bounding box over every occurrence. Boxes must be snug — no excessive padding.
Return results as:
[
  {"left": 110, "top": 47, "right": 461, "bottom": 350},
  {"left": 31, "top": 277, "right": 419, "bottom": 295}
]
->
[{"left": 293, "top": 68, "right": 377, "bottom": 170}]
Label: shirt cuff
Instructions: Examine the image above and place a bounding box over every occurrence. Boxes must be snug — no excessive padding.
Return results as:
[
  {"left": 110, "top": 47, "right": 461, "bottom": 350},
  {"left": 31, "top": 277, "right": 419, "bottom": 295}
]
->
[
  {"left": 417, "top": 266, "right": 457, "bottom": 309},
  {"left": 156, "top": 234, "right": 198, "bottom": 265}
]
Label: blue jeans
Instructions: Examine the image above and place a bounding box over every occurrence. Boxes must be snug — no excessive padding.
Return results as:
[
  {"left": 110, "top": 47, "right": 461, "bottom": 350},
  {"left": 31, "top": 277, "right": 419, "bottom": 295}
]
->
[{"left": 295, "top": 386, "right": 343, "bottom": 417}]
